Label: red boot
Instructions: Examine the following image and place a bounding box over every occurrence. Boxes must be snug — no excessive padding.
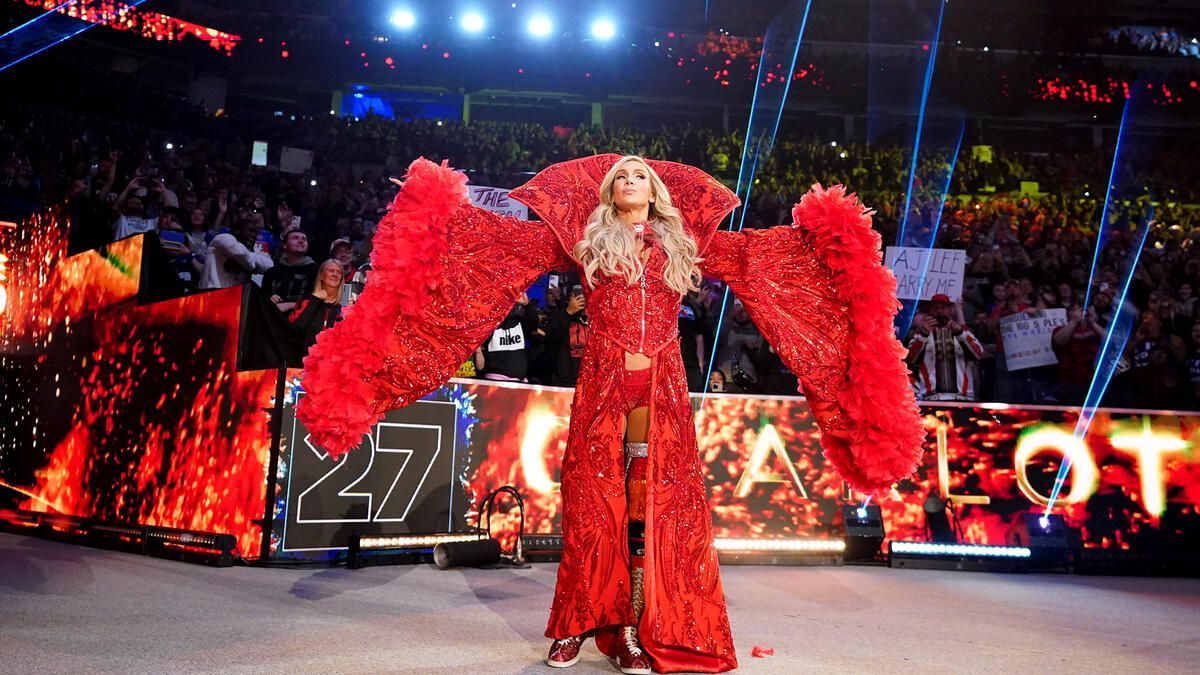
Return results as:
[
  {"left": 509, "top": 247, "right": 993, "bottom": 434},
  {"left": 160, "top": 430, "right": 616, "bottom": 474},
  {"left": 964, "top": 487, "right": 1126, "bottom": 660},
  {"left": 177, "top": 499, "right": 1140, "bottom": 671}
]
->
[
  {"left": 615, "top": 626, "right": 652, "bottom": 674},
  {"left": 546, "top": 634, "right": 585, "bottom": 668}
]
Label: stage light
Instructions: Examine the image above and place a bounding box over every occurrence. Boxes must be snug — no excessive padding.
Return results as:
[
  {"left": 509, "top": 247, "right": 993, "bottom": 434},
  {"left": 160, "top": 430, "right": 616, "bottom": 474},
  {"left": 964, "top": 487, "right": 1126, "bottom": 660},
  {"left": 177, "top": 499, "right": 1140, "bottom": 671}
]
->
[
  {"left": 389, "top": 9, "right": 416, "bottom": 29},
  {"left": 891, "top": 541, "right": 1031, "bottom": 558},
  {"left": 310, "top": 179, "right": 317, "bottom": 187},
  {"left": 713, "top": 538, "right": 845, "bottom": 552},
  {"left": 165, "top": 142, "right": 174, "bottom": 150},
  {"left": 590, "top": 18, "right": 616, "bottom": 40},
  {"left": 1007, "top": 512, "right": 1071, "bottom": 570},
  {"left": 349, "top": 532, "right": 482, "bottom": 568},
  {"left": 843, "top": 504, "right": 886, "bottom": 564},
  {"left": 460, "top": 12, "right": 486, "bottom": 33},
  {"left": 5, "top": 509, "right": 236, "bottom": 566},
  {"left": 830, "top": 141, "right": 837, "bottom": 147},
  {"left": 527, "top": 15, "right": 553, "bottom": 38}
]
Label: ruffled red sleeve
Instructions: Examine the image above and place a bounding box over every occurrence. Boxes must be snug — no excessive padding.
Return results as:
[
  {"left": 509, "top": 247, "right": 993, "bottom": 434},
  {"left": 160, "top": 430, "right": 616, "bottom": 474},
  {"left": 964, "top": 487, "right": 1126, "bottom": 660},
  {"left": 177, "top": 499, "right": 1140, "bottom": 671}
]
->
[
  {"left": 508, "top": 154, "right": 740, "bottom": 256},
  {"left": 700, "top": 184, "right": 925, "bottom": 495},
  {"left": 296, "top": 158, "right": 574, "bottom": 458}
]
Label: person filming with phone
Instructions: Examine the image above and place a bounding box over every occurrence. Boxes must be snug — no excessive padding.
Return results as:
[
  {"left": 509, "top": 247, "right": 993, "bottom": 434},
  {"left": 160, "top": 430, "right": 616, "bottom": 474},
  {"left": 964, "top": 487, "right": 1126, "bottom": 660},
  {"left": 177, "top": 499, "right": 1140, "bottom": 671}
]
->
[{"left": 907, "top": 294, "right": 985, "bottom": 401}]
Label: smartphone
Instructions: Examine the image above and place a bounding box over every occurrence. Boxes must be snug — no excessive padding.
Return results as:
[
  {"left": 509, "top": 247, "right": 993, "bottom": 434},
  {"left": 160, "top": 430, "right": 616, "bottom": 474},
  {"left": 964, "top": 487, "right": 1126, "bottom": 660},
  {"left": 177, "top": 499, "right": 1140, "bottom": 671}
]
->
[{"left": 548, "top": 274, "right": 559, "bottom": 290}]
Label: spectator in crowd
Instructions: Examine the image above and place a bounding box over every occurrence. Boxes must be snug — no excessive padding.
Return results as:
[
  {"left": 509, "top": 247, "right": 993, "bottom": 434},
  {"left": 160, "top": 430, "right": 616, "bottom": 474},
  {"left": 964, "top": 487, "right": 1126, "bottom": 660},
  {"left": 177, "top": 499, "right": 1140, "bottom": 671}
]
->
[
  {"left": 112, "top": 177, "right": 158, "bottom": 240},
  {"left": 288, "top": 259, "right": 344, "bottom": 350},
  {"left": 199, "top": 216, "right": 273, "bottom": 289},
  {"left": 987, "top": 280, "right": 1037, "bottom": 402},
  {"left": 0, "top": 154, "right": 40, "bottom": 222},
  {"left": 185, "top": 189, "right": 226, "bottom": 252},
  {"left": 715, "top": 298, "right": 762, "bottom": 393},
  {"left": 1186, "top": 324, "right": 1200, "bottom": 403},
  {"left": 1156, "top": 294, "right": 1193, "bottom": 340},
  {"left": 1091, "top": 289, "right": 1116, "bottom": 327},
  {"left": 9, "top": 94, "right": 1200, "bottom": 410},
  {"left": 547, "top": 284, "right": 589, "bottom": 387},
  {"left": 907, "top": 295, "right": 986, "bottom": 401},
  {"left": 329, "top": 237, "right": 358, "bottom": 280},
  {"left": 678, "top": 289, "right": 712, "bottom": 392},
  {"left": 1051, "top": 303, "right": 1106, "bottom": 404},
  {"left": 1177, "top": 282, "right": 1196, "bottom": 318},
  {"left": 263, "top": 228, "right": 317, "bottom": 313},
  {"left": 745, "top": 341, "right": 799, "bottom": 396},
  {"left": 474, "top": 293, "right": 538, "bottom": 382},
  {"left": 707, "top": 369, "right": 727, "bottom": 393}
]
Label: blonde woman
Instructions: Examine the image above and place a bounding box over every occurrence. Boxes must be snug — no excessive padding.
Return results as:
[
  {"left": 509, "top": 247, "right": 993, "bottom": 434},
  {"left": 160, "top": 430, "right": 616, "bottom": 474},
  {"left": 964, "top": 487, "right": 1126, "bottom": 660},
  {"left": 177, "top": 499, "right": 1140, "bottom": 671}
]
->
[
  {"left": 297, "top": 154, "right": 924, "bottom": 673},
  {"left": 288, "top": 259, "right": 343, "bottom": 349}
]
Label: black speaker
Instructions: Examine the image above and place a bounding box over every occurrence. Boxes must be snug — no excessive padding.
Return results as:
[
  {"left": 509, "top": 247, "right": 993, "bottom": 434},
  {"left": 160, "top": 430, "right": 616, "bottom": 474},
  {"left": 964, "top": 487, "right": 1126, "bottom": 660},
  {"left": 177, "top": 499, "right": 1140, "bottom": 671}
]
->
[{"left": 842, "top": 504, "right": 885, "bottom": 563}]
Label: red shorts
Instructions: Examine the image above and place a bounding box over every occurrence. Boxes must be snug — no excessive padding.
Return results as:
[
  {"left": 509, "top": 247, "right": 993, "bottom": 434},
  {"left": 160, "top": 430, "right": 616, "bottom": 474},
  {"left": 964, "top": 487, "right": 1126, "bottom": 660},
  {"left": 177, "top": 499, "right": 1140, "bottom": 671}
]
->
[{"left": 619, "top": 367, "right": 652, "bottom": 414}]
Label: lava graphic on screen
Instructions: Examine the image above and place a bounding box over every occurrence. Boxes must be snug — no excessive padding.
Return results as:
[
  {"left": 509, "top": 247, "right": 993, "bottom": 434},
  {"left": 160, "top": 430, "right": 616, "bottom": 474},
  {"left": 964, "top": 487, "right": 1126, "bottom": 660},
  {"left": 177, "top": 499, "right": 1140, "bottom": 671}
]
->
[{"left": 1, "top": 211, "right": 275, "bottom": 556}]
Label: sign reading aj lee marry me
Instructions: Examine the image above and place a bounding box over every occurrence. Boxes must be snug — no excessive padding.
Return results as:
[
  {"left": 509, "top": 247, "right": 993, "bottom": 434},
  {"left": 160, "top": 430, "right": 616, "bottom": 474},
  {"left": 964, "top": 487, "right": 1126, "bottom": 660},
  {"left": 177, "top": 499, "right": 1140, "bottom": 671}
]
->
[{"left": 885, "top": 247, "right": 967, "bottom": 301}]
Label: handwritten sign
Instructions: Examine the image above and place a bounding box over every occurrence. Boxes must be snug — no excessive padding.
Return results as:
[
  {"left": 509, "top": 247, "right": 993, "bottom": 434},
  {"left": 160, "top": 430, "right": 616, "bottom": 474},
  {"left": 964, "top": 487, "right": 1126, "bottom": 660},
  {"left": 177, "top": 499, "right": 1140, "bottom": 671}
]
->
[
  {"left": 468, "top": 186, "right": 529, "bottom": 219},
  {"left": 885, "top": 247, "right": 966, "bottom": 301},
  {"left": 999, "top": 308, "right": 1068, "bottom": 371}
]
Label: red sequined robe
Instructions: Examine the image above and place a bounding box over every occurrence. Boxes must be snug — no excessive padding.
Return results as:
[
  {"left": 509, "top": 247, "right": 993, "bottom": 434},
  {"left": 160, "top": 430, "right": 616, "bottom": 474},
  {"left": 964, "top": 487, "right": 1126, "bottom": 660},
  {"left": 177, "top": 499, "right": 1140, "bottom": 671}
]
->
[{"left": 296, "top": 155, "right": 924, "bottom": 674}]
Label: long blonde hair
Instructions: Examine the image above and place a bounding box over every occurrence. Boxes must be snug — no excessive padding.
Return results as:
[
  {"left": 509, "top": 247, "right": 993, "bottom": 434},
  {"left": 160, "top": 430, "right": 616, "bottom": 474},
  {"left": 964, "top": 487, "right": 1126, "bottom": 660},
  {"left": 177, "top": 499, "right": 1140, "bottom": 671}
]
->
[
  {"left": 312, "top": 259, "right": 345, "bottom": 301},
  {"left": 572, "top": 156, "right": 702, "bottom": 295}
]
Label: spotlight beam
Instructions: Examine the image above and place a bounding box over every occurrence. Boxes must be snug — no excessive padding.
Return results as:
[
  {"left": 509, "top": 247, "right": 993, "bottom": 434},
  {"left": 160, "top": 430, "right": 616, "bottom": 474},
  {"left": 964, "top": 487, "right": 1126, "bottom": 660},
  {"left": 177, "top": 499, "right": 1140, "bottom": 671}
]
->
[
  {"left": 896, "top": 0, "right": 949, "bottom": 247},
  {"left": 698, "top": 0, "right": 814, "bottom": 422},
  {"left": 1082, "top": 95, "right": 1133, "bottom": 312},
  {"left": 896, "top": 120, "right": 965, "bottom": 338},
  {"left": 0, "top": 0, "right": 151, "bottom": 74},
  {"left": 1044, "top": 87, "right": 1146, "bottom": 516},
  {"left": 1044, "top": 206, "right": 1154, "bottom": 514}
]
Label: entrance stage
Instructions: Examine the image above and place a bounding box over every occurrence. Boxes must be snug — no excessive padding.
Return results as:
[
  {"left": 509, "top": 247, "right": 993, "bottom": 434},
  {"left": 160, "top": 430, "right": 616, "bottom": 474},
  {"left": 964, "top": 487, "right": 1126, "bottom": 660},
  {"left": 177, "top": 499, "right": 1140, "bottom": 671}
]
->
[{"left": 2, "top": 533, "right": 1197, "bottom": 674}]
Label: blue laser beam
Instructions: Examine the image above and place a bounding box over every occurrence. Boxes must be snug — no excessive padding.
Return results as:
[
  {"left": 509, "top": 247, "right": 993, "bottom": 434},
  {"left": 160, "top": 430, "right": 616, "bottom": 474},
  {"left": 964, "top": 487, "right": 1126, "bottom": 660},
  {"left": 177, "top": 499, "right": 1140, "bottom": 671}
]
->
[
  {"left": 1081, "top": 96, "right": 1133, "bottom": 313},
  {"left": 1042, "top": 86, "right": 1144, "bottom": 514},
  {"left": 895, "top": 121, "right": 965, "bottom": 338},
  {"left": 697, "top": 1, "right": 813, "bottom": 419},
  {"left": 896, "top": 0, "right": 949, "bottom": 247},
  {"left": 1043, "top": 206, "right": 1154, "bottom": 514},
  {"left": 0, "top": 0, "right": 151, "bottom": 74},
  {"left": 0, "top": 0, "right": 76, "bottom": 39}
]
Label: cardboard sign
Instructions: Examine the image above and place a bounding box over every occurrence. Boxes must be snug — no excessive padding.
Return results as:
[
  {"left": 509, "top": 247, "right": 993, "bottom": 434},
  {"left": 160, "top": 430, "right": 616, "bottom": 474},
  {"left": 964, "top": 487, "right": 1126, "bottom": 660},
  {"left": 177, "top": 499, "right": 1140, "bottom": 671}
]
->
[
  {"left": 468, "top": 186, "right": 529, "bottom": 219},
  {"left": 279, "top": 146, "right": 315, "bottom": 174},
  {"left": 1000, "top": 308, "right": 1068, "bottom": 370},
  {"left": 885, "top": 247, "right": 967, "bottom": 301}
]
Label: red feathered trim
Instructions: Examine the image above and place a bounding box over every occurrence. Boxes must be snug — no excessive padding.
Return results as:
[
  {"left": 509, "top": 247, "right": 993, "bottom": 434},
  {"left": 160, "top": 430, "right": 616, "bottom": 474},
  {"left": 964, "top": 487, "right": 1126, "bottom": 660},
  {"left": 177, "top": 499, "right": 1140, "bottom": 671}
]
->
[
  {"left": 792, "top": 184, "right": 926, "bottom": 495},
  {"left": 295, "top": 158, "right": 467, "bottom": 459}
]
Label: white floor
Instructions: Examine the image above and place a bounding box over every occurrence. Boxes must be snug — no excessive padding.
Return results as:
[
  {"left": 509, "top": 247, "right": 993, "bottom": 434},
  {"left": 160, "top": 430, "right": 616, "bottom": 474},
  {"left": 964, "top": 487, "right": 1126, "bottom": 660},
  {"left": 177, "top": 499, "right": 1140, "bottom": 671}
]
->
[{"left": 1, "top": 533, "right": 1198, "bottom": 674}]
